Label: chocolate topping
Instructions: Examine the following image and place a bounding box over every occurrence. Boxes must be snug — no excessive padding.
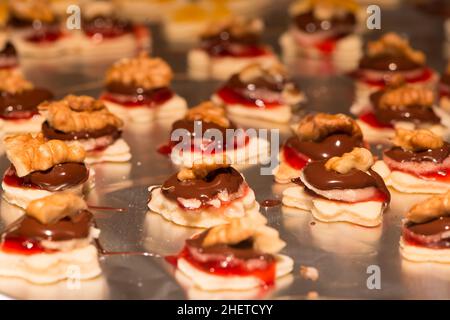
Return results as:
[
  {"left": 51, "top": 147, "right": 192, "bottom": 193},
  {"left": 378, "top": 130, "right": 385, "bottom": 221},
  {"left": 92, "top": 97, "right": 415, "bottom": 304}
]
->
[
  {"left": 293, "top": 10, "right": 356, "bottom": 36},
  {"left": 171, "top": 119, "right": 238, "bottom": 146},
  {"left": 441, "top": 73, "right": 450, "bottom": 87},
  {"left": 406, "top": 216, "right": 450, "bottom": 237},
  {"left": 23, "top": 163, "right": 89, "bottom": 191},
  {"left": 0, "top": 42, "right": 17, "bottom": 59},
  {"left": 302, "top": 160, "right": 388, "bottom": 194},
  {"left": 161, "top": 167, "right": 244, "bottom": 205},
  {"left": 226, "top": 73, "right": 286, "bottom": 93},
  {"left": 385, "top": 142, "right": 450, "bottom": 163},
  {"left": 42, "top": 121, "right": 121, "bottom": 141},
  {"left": 0, "top": 88, "right": 53, "bottom": 119},
  {"left": 370, "top": 90, "right": 440, "bottom": 125},
  {"left": 285, "top": 134, "right": 364, "bottom": 161},
  {"left": 2, "top": 210, "right": 94, "bottom": 242},
  {"left": 186, "top": 229, "right": 274, "bottom": 262},
  {"left": 199, "top": 28, "right": 262, "bottom": 56},
  {"left": 359, "top": 52, "right": 424, "bottom": 71}
]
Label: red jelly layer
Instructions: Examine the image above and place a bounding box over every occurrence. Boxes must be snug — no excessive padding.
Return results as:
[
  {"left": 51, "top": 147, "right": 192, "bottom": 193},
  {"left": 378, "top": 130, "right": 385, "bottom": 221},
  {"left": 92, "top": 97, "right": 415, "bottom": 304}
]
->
[
  {"left": 25, "top": 29, "right": 64, "bottom": 43},
  {"left": 1, "top": 237, "right": 54, "bottom": 255},
  {"left": 3, "top": 166, "right": 39, "bottom": 189},
  {"left": 359, "top": 111, "right": 393, "bottom": 129},
  {"left": 360, "top": 68, "right": 433, "bottom": 87},
  {"left": 283, "top": 145, "right": 310, "bottom": 170},
  {"left": 100, "top": 88, "right": 174, "bottom": 108},
  {"left": 216, "top": 86, "right": 282, "bottom": 109},
  {"left": 168, "top": 246, "right": 276, "bottom": 286},
  {"left": 0, "top": 110, "right": 38, "bottom": 120},
  {"left": 389, "top": 165, "right": 450, "bottom": 182}
]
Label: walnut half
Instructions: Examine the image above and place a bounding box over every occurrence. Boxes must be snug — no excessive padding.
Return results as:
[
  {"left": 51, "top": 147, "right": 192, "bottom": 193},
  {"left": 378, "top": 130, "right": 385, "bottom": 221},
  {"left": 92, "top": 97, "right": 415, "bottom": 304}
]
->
[
  {"left": 325, "top": 147, "right": 374, "bottom": 174},
  {"left": 295, "top": 113, "right": 362, "bottom": 142},
  {"left": 201, "top": 216, "right": 285, "bottom": 254},
  {"left": 185, "top": 101, "right": 230, "bottom": 128},
  {"left": 177, "top": 155, "right": 230, "bottom": 181},
  {"left": 393, "top": 128, "right": 443, "bottom": 152},
  {"left": 26, "top": 192, "right": 87, "bottom": 224},
  {"left": 407, "top": 191, "right": 450, "bottom": 223}
]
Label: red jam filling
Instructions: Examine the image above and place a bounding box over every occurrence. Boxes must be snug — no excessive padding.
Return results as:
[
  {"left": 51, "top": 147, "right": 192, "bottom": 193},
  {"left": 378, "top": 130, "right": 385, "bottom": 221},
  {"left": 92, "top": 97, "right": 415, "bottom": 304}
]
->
[
  {"left": 283, "top": 145, "right": 310, "bottom": 170},
  {"left": 25, "top": 29, "right": 64, "bottom": 44},
  {"left": 388, "top": 164, "right": 450, "bottom": 182},
  {"left": 358, "top": 111, "right": 393, "bottom": 129},
  {"left": 0, "top": 110, "right": 38, "bottom": 121},
  {"left": 100, "top": 88, "right": 174, "bottom": 108},
  {"left": 1, "top": 237, "right": 54, "bottom": 255},
  {"left": 3, "top": 166, "right": 38, "bottom": 189},
  {"left": 216, "top": 86, "right": 282, "bottom": 109},
  {"left": 166, "top": 245, "right": 276, "bottom": 286},
  {"left": 360, "top": 67, "right": 433, "bottom": 87}
]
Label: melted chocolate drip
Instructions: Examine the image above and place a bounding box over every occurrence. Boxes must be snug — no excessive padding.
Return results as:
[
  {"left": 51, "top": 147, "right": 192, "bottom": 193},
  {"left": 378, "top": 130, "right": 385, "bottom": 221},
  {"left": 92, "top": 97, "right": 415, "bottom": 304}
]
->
[
  {"left": 105, "top": 82, "right": 172, "bottom": 97},
  {"left": 161, "top": 167, "right": 244, "bottom": 205},
  {"left": 42, "top": 121, "right": 121, "bottom": 141},
  {"left": 0, "top": 88, "right": 53, "bottom": 119},
  {"left": 359, "top": 52, "right": 424, "bottom": 71},
  {"left": 370, "top": 90, "right": 440, "bottom": 125},
  {"left": 2, "top": 210, "right": 94, "bottom": 242},
  {"left": 285, "top": 134, "right": 364, "bottom": 161},
  {"left": 186, "top": 230, "right": 274, "bottom": 262},
  {"left": 385, "top": 143, "right": 450, "bottom": 163},
  {"left": 293, "top": 9, "right": 356, "bottom": 36},
  {"left": 23, "top": 163, "right": 89, "bottom": 191}
]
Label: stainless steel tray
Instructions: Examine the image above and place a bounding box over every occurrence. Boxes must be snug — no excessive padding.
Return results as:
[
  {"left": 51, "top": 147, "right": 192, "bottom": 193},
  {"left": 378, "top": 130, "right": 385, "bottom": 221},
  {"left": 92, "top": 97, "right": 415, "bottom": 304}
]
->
[{"left": 1, "top": 1, "right": 450, "bottom": 299}]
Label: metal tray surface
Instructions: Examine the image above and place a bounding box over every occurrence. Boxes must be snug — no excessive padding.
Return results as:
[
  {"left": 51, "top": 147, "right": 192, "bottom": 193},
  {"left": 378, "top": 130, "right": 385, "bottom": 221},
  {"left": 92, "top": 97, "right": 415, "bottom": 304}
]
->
[{"left": 0, "top": 1, "right": 449, "bottom": 299}]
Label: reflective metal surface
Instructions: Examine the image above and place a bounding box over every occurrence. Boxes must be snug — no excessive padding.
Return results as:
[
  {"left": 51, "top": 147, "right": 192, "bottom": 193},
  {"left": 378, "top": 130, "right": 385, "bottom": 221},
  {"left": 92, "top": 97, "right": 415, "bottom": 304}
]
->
[{"left": 0, "top": 1, "right": 449, "bottom": 299}]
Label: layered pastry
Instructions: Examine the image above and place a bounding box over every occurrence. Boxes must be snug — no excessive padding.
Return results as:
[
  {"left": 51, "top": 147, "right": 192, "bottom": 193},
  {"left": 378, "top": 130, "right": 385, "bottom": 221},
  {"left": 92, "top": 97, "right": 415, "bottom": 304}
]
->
[
  {"left": 100, "top": 52, "right": 187, "bottom": 123},
  {"left": 148, "top": 158, "right": 265, "bottom": 228},
  {"left": 162, "top": 1, "right": 231, "bottom": 45},
  {"left": 373, "top": 128, "right": 450, "bottom": 194},
  {"left": 211, "top": 63, "right": 305, "bottom": 123},
  {"left": 273, "top": 113, "right": 365, "bottom": 184},
  {"left": 354, "top": 33, "right": 437, "bottom": 103},
  {"left": 8, "top": 0, "right": 76, "bottom": 57},
  {"left": 168, "top": 217, "right": 294, "bottom": 291},
  {"left": 188, "top": 17, "right": 279, "bottom": 80},
  {"left": 2, "top": 133, "right": 92, "bottom": 209},
  {"left": 0, "top": 41, "right": 19, "bottom": 71},
  {"left": 0, "top": 70, "right": 53, "bottom": 134},
  {"left": 352, "top": 75, "right": 447, "bottom": 143},
  {"left": 0, "top": 193, "right": 101, "bottom": 284},
  {"left": 400, "top": 192, "right": 450, "bottom": 263},
  {"left": 78, "top": 0, "right": 151, "bottom": 56},
  {"left": 164, "top": 101, "right": 269, "bottom": 168},
  {"left": 39, "top": 95, "right": 131, "bottom": 164},
  {"left": 114, "top": 0, "right": 180, "bottom": 23},
  {"left": 280, "top": 0, "right": 363, "bottom": 72},
  {"left": 282, "top": 148, "right": 390, "bottom": 227}
]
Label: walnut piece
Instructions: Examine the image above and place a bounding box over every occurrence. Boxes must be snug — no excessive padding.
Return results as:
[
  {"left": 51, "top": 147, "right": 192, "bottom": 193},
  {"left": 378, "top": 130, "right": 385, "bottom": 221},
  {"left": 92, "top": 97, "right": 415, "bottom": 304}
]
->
[
  {"left": 106, "top": 52, "right": 173, "bottom": 90},
  {"left": 10, "top": 0, "right": 54, "bottom": 23},
  {"left": 201, "top": 16, "right": 263, "bottom": 39},
  {"left": 39, "top": 95, "right": 123, "bottom": 133},
  {"left": 177, "top": 155, "right": 230, "bottom": 181},
  {"left": 296, "top": 113, "right": 362, "bottom": 142},
  {"left": 4, "top": 133, "right": 86, "bottom": 177},
  {"left": 0, "top": 70, "right": 34, "bottom": 94},
  {"left": 407, "top": 191, "right": 450, "bottom": 223},
  {"left": 185, "top": 101, "right": 230, "bottom": 128},
  {"left": 325, "top": 147, "right": 374, "bottom": 174},
  {"left": 202, "top": 216, "right": 285, "bottom": 254},
  {"left": 238, "top": 62, "right": 287, "bottom": 83},
  {"left": 379, "top": 82, "right": 434, "bottom": 110},
  {"left": 290, "top": 0, "right": 360, "bottom": 17},
  {"left": 367, "top": 32, "right": 425, "bottom": 66},
  {"left": 393, "top": 128, "right": 443, "bottom": 152},
  {"left": 26, "top": 192, "right": 87, "bottom": 224}
]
